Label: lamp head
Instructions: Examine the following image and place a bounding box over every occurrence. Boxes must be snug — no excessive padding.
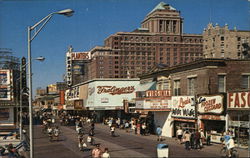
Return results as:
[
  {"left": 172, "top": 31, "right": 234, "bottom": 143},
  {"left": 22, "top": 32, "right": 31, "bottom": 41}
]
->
[{"left": 56, "top": 9, "right": 74, "bottom": 17}]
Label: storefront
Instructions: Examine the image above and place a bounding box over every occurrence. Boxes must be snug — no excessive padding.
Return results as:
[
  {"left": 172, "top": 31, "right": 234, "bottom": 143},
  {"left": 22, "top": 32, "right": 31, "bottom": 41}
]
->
[
  {"left": 197, "top": 95, "right": 225, "bottom": 143},
  {"left": 85, "top": 78, "right": 140, "bottom": 122},
  {"left": 227, "top": 91, "right": 250, "bottom": 149},
  {"left": 171, "top": 96, "right": 196, "bottom": 137},
  {"left": 135, "top": 90, "right": 172, "bottom": 136}
]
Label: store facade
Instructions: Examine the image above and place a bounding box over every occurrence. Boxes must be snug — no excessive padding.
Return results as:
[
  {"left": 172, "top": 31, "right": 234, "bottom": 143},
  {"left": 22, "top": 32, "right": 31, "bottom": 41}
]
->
[
  {"left": 197, "top": 95, "right": 225, "bottom": 143},
  {"left": 135, "top": 89, "right": 172, "bottom": 137},
  {"left": 86, "top": 78, "right": 140, "bottom": 122},
  {"left": 171, "top": 96, "right": 196, "bottom": 137},
  {"left": 227, "top": 91, "right": 250, "bottom": 149}
]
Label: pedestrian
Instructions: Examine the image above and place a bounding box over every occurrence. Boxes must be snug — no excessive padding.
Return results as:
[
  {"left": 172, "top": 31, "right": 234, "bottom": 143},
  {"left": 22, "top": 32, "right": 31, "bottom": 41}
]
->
[
  {"left": 206, "top": 131, "right": 211, "bottom": 146},
  {"left": 7, "top": 143, "right": 16, "bottom": 158},
  {"left": 183, "top": 130, "right": 191, "bottom": 150},
  {"left": 125, "top": 121, "right": 129, "bottom": 132},
  {"left": 176, "top": 127, "right": 183, "bottom": 144},
  {"left": 190, "top": 130, "right": 195, "bottom": 149},
  {"left": 102, "top": 148, "right": 110, "bottom": 158},
  {"left": 141, "top": 123, "right": 146, "bottom": 136},
  {"left": 53, "top": 126, "right": 60, "bottom": 141},
  {"left": 110, "top": 125, "right": 115, "bottom": 137},
  {"left": 91, "top": 144, "right": 102, "bottom": 158},
  {"left": 199, "top": 129, "right": 205, "bottom": 148},
  {"left": 156, "top": 126, "right": 162, "bottom": 141},
  {"left": 194, "top": 130, "right": 201, "bottom": 150}
]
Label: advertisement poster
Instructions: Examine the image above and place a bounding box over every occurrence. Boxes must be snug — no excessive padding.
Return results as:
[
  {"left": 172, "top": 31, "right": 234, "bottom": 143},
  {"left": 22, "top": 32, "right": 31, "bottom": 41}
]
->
[
  {"left": 0, "top": 108, "right": 14, "bottom": 125},
  {"left": 198, "top": 95, "right": 224, "bottom": 114},
  {"left": 172, "top": 96, "right": 195, "bottom": 118}
]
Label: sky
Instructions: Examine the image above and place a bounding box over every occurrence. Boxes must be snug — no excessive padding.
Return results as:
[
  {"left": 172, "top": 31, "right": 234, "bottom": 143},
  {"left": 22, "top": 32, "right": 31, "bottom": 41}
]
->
[{"left": 0, "top": 0, "right": 249, "bottom": 92}]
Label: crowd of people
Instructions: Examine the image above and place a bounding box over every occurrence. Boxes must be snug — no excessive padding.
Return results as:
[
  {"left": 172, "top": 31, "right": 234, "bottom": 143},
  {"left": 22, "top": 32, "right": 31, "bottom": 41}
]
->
[{"left": 103, "top": 117, "right": 153, "bottom": 136}]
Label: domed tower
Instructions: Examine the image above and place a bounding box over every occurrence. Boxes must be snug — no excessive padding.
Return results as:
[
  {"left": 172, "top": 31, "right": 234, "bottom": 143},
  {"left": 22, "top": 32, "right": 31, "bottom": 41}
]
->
[{"left": 141, "top": 2, "right": 183, "bottom": 35}]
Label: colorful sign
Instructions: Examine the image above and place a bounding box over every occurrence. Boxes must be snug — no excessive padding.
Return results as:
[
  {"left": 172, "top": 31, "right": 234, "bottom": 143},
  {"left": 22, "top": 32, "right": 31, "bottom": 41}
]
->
[
  {"left": 198, "top": 95, "right": 224, "bottom": 114},
  {"left": 227, "top": 92, "right": 250, "bottom": 109},
  {"left": 65, "top": 87, "right": 79, "bottom": 100},
  {"left": 146, "top": 90, "right": 171, "bottom": 97},
  {"left": 172, "top": 96, "right": 195, "bottom": 118},
  {"left": 0, "top": 70, "right": 11, "bottom": 101}
]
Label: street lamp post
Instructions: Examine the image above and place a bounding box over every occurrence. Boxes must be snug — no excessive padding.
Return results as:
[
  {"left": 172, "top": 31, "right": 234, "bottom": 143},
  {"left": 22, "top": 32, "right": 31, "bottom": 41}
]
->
[
  {"left": 19, "top": 57, "right": 45, "bottom": 141},
  {"left": 27, "top": 9, "right": 74, "bottom": 158}
]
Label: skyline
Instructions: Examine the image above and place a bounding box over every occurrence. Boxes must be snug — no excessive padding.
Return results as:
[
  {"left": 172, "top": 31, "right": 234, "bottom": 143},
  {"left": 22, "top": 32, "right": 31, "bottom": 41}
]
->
[{"left": 0, "top": 0, "right": 249, "bottom": 91}]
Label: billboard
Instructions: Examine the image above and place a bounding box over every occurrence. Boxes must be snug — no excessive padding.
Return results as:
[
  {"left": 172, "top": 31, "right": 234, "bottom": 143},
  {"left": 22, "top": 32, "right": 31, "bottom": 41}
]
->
[
  {"left": 71, "top": 52, "right": 90, "bottom": 60},
  {"left": 0, "top": 108, "right": 14, "bottom": 125},
  {"left": 0, "top": 70, "right": 11, "bottom": 100}
]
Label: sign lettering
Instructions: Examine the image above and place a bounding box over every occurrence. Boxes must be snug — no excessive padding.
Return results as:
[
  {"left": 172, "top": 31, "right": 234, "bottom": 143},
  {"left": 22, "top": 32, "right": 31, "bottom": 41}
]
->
[
  {"left": 97, "top": 86, "right": 135, "bottom": 95},
  {"left": 198, "top": 95, "right": 224, "bottom": 114},
  {"left": 227, "top": 92, "right": 250, "bottom": 109}
]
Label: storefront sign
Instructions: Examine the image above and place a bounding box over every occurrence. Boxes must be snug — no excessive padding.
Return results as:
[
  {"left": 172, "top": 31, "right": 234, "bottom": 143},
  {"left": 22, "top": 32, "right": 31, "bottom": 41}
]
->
[
  {"left": 101, "top": 98, "right": 109, "bottom": 103},
  {"left": 229, "top": 121, "right": 249, "bottom": 128},
  {"left": 97, "top": 86, "right": 135, "bottom": 95},
  {"left": 199, "top": 114, "right": 225, "bottom": 121},
  {"left": 146, "top": 90, "right": 171, "bottom": 97},
  {"left": 228, "top": 92, "right": 250, "bottom": 109},
  {"left": 136, "top": 98, "right": 171, "bottom": 110},
  {"left": 74, "top": 100, "right": 84, "bottom": 110},
  {"left": 172, "top": 96, "right": 195, "bottom": 118},
  {"left": 198, "top": 95, "right": 224, "bottom": 114},
  {"left": 65, "top": 87, "right": 80, "bottom": 100}
]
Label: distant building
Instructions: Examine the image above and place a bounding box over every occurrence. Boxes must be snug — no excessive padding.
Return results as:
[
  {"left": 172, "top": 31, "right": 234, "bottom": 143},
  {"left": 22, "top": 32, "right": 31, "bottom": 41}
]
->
[
  {"left": 203, "top": 23, "right": 250, "bottom": 59},
  {"left": 0, "top": 48, "right": 20, "bottom": 130},
  {"left": 65, "top": 46, "right": 90, "bottom": 86},
  {"left": 86, "top": 2, "right": 203, "bottom": 80}
]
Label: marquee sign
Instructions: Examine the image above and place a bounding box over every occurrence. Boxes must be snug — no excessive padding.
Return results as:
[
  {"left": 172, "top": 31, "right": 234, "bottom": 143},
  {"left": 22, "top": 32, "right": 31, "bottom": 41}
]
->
[
  {"left": 228, "top": 92, "right": 250, "bottom": 109},
  {"left": 136, "top": 98, "right": 171, "bottom": 110},
  {"left": 198, "top": 95, "right": 224, "bottom": 114},
  {"left": 171, "top": 96, "right": 195, "bottom": 118},
  {"left": 146, "top": 90, "right": 171, "bottom": 97}
]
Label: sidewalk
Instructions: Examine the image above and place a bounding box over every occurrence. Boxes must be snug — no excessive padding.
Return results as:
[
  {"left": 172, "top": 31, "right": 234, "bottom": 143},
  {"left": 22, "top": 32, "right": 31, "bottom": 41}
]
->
[{"left": 96, "top": 123, "right": 250, "bottom": 158}]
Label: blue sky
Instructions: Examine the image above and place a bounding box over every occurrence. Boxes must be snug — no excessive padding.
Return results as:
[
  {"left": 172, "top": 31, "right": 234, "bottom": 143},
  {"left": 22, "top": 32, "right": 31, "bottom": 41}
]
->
[{"left": 0, "top": 0, "right": 249, "bottom": 91}]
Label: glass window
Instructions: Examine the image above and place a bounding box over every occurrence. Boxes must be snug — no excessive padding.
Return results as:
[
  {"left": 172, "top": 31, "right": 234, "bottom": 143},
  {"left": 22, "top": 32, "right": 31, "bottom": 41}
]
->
[
  {"left": 187, "top": 78, "right": 196, "bottom": 95},
  {"left": 241, "top": 75, "right": 250, "bottom": 89},
  {"left": 218, "top": 75, "right": 226, "bottom": 93},
  {"left": 174, "top": 80, "right": 181, "bottom": 96}
]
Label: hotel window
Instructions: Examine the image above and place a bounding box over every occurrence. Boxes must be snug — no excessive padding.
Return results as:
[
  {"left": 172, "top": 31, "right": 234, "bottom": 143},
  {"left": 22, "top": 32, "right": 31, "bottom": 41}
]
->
[
  {"left": 187, "top": 77, "right": 196, "bottom": 95},
  {"left": 174, "top": 80, "right": 181, "bottom": 96},
  {"left": 241, "top": 75, "right": 250, "bottom": 89},
  {"left": 218, "top": 75, "right": 226, "bottom": 93}
]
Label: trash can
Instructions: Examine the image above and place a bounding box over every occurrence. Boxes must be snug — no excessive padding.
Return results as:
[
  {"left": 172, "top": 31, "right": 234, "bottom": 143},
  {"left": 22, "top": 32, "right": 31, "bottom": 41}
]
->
[{"left": 157, "top": 143, "right": 169, "bottom": 158}]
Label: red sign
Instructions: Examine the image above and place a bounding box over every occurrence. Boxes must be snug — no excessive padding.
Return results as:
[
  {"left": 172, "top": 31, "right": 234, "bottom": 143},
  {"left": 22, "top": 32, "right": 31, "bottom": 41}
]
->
[
  {"left": 146, "top": 90, "right": 171, "bottom": 97},
  {"left": 71, "top": 52, "right": 90, "bottom": 60},
  {"left": 228, "top": 92, "right": 250, "bottom": 109},
  {"left": 97, "top": 86, "right": 135, "bottom": 95}
]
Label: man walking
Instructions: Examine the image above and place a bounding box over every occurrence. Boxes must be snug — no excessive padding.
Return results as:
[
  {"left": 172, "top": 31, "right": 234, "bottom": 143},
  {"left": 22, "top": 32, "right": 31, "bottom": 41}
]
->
[{"left": 156, "top": 126, "right": 162, "bottom": 141}]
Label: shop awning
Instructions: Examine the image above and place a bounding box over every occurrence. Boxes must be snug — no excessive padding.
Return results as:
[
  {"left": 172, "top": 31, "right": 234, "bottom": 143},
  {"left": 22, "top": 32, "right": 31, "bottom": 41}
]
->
[{"left": 136, "top": 81, "right": 156, "bottom": 91}]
